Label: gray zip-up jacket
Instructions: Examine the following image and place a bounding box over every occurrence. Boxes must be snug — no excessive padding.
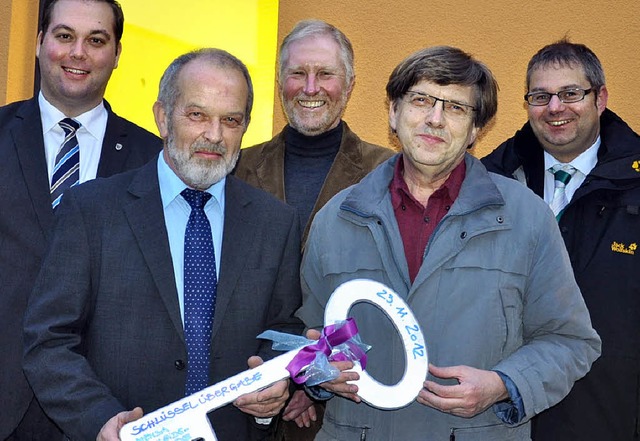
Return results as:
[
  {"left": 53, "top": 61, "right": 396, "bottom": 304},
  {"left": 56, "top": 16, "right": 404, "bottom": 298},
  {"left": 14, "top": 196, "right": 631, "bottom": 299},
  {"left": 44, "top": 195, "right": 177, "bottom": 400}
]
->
[{"left": 297, "top": 153, "right": 600, "bottom": 441}]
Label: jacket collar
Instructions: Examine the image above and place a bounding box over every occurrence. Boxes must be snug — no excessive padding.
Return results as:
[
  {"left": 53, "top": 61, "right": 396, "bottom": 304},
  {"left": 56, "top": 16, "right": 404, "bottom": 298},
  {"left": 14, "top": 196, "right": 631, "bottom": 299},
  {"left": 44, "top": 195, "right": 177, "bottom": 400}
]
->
[{"left": 341, "top": 153, "right": 504, "bottom": 219}]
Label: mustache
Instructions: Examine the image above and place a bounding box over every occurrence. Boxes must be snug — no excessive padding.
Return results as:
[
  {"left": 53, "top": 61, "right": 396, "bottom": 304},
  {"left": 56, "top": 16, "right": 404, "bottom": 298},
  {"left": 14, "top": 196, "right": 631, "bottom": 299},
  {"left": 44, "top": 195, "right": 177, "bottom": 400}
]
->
[
  {"left": 421, "top": 129, "right": 446, "bottom": 138},
  {"left": 294, "top": 92, "right": 328, "bottom": 100},
  {"left": 190, "top": 141, "right": 226, "bottom": 155}
]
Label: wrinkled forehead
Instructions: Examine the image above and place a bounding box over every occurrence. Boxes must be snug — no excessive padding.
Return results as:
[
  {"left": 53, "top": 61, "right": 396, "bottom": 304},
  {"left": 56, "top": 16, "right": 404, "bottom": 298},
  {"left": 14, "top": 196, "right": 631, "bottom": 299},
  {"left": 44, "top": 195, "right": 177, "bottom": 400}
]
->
[{"left": 283, "top": 35, "right": 344, "bottom": 69}]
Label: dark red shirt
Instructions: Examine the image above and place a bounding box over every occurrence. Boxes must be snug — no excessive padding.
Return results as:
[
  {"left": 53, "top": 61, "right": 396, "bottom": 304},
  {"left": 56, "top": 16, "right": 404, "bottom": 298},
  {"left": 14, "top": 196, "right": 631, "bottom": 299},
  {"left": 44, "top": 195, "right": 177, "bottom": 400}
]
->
[{"left": 390, "top": 156, "right": 466, "bottom": 283}]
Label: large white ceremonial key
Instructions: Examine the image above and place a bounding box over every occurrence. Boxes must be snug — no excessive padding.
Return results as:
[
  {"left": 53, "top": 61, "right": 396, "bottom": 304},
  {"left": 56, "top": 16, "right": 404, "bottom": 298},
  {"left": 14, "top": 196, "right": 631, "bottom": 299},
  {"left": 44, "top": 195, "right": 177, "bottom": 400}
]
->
[
  {"left": 324, "top": 279, "right": 429, "bottom": 409},
  {"left": 120, "top": 279, "right": 428, "bottom": 441}
]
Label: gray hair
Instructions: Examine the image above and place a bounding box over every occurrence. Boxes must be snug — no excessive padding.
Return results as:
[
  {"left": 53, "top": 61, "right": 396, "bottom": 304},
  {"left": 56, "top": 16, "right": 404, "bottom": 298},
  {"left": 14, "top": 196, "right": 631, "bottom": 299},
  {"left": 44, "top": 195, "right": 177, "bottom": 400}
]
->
[
  {"left": 157, "top": 48, "right": 254, "bottom": 126},
  {"left": 278, "top": 19, "right": 354, "bottom": 86}
]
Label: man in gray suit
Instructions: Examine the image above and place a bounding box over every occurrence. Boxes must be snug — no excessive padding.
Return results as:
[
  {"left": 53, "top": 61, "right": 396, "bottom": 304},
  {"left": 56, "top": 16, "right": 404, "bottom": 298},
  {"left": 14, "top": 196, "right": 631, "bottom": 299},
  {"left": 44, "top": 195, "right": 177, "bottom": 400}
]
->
[
  {"left": 23, "top": 48, "right": 302, "bottom": 441},
  {"left": 0, "top": 0, "right": 161, "bottom": 438}
]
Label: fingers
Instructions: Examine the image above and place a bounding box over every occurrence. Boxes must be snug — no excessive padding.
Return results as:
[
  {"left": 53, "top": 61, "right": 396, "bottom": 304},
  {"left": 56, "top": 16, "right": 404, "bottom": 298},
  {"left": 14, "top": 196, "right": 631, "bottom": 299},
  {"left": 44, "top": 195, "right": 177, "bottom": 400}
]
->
[
  {"left": 293, "top": 407, "right": 317, "bottom": 428},
  {"left": 234, "top": 379, "right": 290, "bottom": 418},
  {"left": 306, "top": 403, "right": 317, "bottom": 422},
  {"left": 123, "top": 407, "right": 144, "bottom": 424},
  {"left": 320, "top": 361, "right": 361, "bottom": 402},
  {"left": 97, "top": 407, "right": 144, "bottom": 441},
  {"left": 282, "top": 389, "right": 314, "bottom": 421},
  {"left": 247, "top": 355, "right": 264, "bottom": 369},
  {"left": 428, "top": 363, "right": 462, "bottom": 380},
  {"left": 306, "top": 329, "right": 321, "bottom": 340},
  {"left": 417, "top": 381, "right": 465, "bottom": 413},
  {"left": 417, "top": 365, "right": 508, "bottom": 418}
]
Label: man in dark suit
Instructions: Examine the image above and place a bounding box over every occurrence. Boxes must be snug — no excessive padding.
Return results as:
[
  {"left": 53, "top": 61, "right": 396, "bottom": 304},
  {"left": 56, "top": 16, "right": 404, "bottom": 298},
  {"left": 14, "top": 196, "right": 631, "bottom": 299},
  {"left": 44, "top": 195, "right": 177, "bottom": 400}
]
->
[
  {"left": 23, "top": 48, "right": 302, "bottom": 441},
  {"left": 0, "top": 0, "right": 161, "bottom": 439}
]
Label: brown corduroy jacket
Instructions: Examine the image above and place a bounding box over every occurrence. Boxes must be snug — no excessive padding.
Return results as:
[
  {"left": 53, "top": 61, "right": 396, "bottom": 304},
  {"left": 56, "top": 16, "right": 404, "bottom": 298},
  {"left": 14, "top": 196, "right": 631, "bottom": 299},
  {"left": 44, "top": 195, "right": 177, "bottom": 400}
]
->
[{"left": 234, "top": 122, "right": 394, "bottom": 245}]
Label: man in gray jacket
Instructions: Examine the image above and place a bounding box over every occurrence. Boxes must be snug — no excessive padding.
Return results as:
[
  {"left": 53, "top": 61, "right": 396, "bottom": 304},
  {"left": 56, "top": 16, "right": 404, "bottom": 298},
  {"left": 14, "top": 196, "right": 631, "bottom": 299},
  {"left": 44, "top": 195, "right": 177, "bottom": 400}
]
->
[{"left": 296, "top": 46, "right": 601, "bottom": 440}]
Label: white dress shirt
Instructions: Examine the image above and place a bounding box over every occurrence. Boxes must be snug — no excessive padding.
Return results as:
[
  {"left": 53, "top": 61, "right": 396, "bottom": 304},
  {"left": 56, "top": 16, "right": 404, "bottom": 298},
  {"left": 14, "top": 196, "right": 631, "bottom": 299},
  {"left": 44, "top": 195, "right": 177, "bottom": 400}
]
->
[
  {"left": 39, "top": 91, "right": 108, "bottom": 184},
  {"left": 543, "top": 136, "right": 601, "bottom": 205}
]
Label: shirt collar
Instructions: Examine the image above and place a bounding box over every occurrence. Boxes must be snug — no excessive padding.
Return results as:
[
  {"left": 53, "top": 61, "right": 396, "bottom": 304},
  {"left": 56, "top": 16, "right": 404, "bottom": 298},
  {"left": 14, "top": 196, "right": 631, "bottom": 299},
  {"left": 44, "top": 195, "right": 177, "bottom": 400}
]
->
[
  {"left": 157, "top": 152, "right": 226, "bottom": 209},
  {"left": 38, "top": 91, "right": 107, "bottom": 142},
  {"left": 390, "top": 154, "right": 466, "bottom": 209},
  {"left": 544, "top": 135, "right": 601, "bottom": 176}
]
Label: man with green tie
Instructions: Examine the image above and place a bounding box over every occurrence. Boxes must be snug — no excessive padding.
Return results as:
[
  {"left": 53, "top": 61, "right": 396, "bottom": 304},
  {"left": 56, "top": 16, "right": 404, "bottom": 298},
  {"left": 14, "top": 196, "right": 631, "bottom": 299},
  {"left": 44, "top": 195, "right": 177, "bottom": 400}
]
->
[{"left": 482, "top": 39, "right": 640, "bottom": 441}]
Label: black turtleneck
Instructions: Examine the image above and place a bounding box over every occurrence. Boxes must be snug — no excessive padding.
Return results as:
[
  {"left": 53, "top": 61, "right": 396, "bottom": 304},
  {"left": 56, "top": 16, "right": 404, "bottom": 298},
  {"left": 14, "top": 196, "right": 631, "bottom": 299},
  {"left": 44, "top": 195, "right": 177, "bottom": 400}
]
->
[{"left": 284, "top": 122, "right": 343, "bottom": 233}]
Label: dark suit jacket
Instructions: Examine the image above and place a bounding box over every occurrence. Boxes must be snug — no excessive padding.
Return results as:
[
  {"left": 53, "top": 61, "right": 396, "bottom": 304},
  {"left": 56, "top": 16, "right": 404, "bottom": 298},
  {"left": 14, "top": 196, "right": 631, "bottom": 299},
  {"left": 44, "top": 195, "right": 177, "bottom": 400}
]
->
[
  {"left": 22, "top": 160, "right": 303, "bottom": 441},
  {"left": 234, "top": 122, "right": 394, "bottom": 245},
  {"left": 0, "top": 97, "right": 162, "bottom": 438}
]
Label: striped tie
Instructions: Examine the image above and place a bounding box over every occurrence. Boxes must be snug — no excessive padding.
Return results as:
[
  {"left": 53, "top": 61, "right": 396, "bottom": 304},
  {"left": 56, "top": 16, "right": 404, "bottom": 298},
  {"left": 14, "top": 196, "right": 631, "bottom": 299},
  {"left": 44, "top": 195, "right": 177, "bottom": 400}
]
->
[
  {"left": 51, "top": 118, "right": 80, "bottom": 209},
  {"left": 549, "top": 164, "right": 576, "bottom": 221}
]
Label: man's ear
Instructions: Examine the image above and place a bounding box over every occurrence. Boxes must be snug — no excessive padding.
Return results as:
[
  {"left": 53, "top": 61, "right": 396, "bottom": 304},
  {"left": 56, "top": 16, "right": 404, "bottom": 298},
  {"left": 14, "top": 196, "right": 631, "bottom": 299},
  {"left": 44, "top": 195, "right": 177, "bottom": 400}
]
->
[
  {"left": 388, "top": 100, "right": 398, "bottom": 133},
  {"left": 153, "top": 101, "right": 169, "bottom": 139},
  {"left": 596, "top": 85, "right": 608, "bottom": 116},
  {"left": 35, "top": 31, "right": 43, "bottom": 58},
  {"left": 345, "top": 75, "right": 355, "bottom": 99},
  {"left": 114, "top": 42, "right": 122, "bottom": 69},
  {"left": 466, "top": 125, "right": 480, "bottom": 149}
]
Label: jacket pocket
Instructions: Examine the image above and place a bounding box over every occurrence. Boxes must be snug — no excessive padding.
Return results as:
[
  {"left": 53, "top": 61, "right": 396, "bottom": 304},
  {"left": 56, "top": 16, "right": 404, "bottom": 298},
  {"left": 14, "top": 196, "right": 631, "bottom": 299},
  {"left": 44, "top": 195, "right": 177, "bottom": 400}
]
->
[
  {"left": 322, "top": 248, "right": 385, "bottom": 276},
  {"left": 450, "top": 421, "right": 530, "bottom": 440},
  {"left": 498, "top": 287, "right": 524, "bottom": 354}
]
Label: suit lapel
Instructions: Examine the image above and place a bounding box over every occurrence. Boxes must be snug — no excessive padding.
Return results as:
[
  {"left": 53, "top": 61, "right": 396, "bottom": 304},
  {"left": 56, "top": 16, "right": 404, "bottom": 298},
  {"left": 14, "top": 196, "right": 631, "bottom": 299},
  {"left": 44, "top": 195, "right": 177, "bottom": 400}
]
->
[
  {"left": 212, "top": 177, "right": 257, "bottom": 337},
  {"left": 97, "top": 101, "right": 132, "bottom": 178},
  {"left": 124, "top": 160, "right": 185, "bottom": 341},
  {"left": 12, "top": 99, "right": 55, "bottom": 235},
  {"left": 255, "top": 132, "right": 286, "bottom": 200}
]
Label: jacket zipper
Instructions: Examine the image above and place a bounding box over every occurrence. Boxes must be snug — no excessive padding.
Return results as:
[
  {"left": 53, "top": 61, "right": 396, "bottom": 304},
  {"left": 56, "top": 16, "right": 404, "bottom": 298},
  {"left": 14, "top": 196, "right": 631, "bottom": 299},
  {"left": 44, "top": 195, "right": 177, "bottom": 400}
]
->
[
  {"left": 360, "top": 426, "right": 370, "bottom": 440},
  {"left": 450, "top": 422, "right": 503, "bottom": 440}
]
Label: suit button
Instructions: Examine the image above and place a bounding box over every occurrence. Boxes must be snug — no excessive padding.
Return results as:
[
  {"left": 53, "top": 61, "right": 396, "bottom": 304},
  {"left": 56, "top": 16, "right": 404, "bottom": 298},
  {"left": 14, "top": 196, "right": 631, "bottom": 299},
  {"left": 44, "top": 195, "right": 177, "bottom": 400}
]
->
[{"left": 175, "top": 359, "right": 186, "bottom": 370}]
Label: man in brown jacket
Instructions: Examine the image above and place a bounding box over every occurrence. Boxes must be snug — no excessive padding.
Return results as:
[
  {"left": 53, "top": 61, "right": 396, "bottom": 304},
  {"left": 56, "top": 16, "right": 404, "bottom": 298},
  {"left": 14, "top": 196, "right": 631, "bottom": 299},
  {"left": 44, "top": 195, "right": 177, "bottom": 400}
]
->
[
  {"left": 234, "top": 19, "right": 393, "bottom": 441},
  {"left": 234, "top": 20, "right": 393, "bottom": 247}
]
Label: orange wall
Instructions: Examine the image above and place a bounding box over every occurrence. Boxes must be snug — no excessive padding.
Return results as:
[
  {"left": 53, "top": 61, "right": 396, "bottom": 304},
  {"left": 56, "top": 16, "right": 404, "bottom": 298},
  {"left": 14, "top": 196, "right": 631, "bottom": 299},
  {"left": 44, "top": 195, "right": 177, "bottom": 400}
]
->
[
  {"left": 276, "top": 0, "right": 640, "bottom": 157},
  {"left": 0, "top": 0, "right": 39, "bottom": 105}
]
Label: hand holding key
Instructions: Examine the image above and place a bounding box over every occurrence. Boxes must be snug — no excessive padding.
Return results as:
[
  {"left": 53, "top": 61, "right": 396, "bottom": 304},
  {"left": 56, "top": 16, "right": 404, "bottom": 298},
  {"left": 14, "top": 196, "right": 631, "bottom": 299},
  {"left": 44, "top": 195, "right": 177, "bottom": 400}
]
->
[{"left": 119, "top": 279, "right": 428, "bottom": 441}]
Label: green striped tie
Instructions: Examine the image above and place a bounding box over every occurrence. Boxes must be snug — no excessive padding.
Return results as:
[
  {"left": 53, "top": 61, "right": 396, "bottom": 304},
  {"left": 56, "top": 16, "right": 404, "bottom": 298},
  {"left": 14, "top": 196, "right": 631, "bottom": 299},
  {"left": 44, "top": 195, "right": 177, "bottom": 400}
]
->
[{"left": 549, "top": 165, "right": 576, "bottom": 221}]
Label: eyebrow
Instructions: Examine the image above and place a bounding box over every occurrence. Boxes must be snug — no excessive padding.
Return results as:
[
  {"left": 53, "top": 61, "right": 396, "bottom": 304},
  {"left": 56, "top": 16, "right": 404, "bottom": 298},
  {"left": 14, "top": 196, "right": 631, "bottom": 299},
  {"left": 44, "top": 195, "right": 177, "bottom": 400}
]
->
[
  {"left": 183, "top": 104, "right": 245, "bottom": 117},
  {"left": 50, "top": 24, "right": 112, "bottom": 40},
  {"left": 529, "top": 83, "right": 584, "bottom": 92},
  {"left": 406, "top": 90, "right": 472, "bottom": 106},
  {"left": 284, "top": 64, "right": 342, "bottom": 72}
]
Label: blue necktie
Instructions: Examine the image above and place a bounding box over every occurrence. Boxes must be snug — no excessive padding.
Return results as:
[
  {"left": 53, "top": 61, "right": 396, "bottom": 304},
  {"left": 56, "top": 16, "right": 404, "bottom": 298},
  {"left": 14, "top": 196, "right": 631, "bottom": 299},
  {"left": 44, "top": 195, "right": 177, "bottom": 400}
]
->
[
  {"left": 51, "top": 118, "right": 80, "bottom": 209},
  {"left": 181, "top": 188, "right": 217, "bottom": 395}
]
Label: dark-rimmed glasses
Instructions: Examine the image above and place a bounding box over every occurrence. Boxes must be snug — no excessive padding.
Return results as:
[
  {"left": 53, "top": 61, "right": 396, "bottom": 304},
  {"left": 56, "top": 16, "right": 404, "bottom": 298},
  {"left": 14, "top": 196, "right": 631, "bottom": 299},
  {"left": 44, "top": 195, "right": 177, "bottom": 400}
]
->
[
  {"left": 404, "top": 90, "right": 476, "bottom": 119},
  {"left": 525, "top": 87, "right": 596, "bottom": 106}
]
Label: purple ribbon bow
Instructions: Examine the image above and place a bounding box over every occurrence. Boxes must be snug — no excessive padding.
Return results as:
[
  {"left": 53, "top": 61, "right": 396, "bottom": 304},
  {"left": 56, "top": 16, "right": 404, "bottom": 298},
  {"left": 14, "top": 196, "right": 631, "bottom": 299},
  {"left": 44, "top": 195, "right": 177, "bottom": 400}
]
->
[{"left": 285, "top": 318, "right": 368, "bottom": 385}]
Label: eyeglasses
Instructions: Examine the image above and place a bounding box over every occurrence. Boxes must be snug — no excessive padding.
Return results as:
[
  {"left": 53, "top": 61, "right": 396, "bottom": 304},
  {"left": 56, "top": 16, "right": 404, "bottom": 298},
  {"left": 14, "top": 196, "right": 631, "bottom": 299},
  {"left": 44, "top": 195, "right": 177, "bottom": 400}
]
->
[
  {"left": 525, "top": 87, "right": 596, "bottom": 106},
  {"left": 404, "top": 91, "right": 476, "bottom": 119}
]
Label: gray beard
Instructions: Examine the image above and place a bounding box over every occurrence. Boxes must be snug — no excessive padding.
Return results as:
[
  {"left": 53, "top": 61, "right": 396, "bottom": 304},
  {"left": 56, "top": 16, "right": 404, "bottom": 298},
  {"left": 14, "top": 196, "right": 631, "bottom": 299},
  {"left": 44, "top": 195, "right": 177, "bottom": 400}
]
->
[{"left": 166, "top": 134, "right": 239, "bottom": 190}]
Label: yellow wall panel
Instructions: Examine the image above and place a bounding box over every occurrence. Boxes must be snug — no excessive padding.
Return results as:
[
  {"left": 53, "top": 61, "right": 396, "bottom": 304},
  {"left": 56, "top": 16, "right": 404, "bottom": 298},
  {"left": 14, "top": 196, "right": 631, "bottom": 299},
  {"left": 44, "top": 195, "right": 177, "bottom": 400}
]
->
[{"left": 105, "top": 0, "right": 279, "bottom": 147}]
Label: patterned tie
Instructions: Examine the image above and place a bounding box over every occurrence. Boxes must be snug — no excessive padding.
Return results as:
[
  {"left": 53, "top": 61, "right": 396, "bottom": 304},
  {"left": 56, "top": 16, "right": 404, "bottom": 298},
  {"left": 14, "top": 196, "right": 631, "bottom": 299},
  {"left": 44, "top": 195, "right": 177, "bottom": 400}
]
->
[
  {"left": 549, "top": 164, "right": 576, "bottom": 221},
  {"left": 50, "top": 118, "right": 81, "bottom": 209},
  {"left": 181, "top": 188, "right": 217, "bottom": 395}
]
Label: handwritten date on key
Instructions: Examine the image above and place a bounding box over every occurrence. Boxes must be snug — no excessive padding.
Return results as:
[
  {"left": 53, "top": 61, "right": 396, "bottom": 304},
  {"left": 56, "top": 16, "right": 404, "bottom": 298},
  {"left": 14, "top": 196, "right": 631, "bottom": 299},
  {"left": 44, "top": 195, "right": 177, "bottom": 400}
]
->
[{"left": 119, "top": 279, "right": 429, "bottom": 441}]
